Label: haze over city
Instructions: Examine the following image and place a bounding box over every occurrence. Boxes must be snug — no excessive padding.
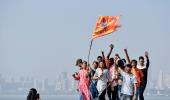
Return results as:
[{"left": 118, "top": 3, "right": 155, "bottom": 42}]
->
[{"left": 0, "top": 0, "right": 170, "bottom": 82}]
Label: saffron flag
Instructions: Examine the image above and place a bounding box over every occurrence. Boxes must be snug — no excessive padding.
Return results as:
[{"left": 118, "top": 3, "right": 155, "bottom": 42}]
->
[{"left": 92, "top": 16, "right": 120, "bottom": 39}]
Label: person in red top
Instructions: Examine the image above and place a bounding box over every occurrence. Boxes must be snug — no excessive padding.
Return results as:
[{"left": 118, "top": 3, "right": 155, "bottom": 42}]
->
[
  {"left": 131, "top": 60, "right": 144, "bottom": 100},
  {"left": 131, "top": 60, "right": 144, "bottom": 87}
]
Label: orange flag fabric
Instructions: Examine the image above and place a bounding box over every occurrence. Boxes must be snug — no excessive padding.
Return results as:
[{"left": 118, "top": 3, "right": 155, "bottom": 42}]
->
[{"left": 92, "top": 16, "right": 120, "bottom": 39}]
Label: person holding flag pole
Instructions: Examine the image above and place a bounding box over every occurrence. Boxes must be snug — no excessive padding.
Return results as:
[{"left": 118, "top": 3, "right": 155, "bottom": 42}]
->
[{"left": 89, "top": 16, "right": 120, "bottom": 100}]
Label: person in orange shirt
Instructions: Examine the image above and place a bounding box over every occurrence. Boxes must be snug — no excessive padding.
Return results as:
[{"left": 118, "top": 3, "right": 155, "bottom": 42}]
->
[
  {"left": 131, "top": 60, "right": 144, "bottom": 100},
  {"left": 131, "top": 60, "right": 144, "bottom": 87}
]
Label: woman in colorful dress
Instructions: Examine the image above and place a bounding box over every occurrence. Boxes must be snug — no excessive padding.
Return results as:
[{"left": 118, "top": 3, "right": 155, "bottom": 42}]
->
[{"left": 74, "top": 61, "right": 91, "bottom": 100}]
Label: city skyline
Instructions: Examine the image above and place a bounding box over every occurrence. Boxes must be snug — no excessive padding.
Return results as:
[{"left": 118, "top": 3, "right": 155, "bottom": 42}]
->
[
  {"left": 0, "top": 0, "right": 170, "bottom": 85},
  {"left": 0, "top": 70, "right": 170, "bottom": 96}
]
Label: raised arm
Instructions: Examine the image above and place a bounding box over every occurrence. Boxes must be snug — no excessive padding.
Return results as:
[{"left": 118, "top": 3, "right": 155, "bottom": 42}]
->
[
  {"left": 124, "top": 48, "right": 131, "bottom": 64},
  {"left": 102, "top": 51, "right": 106, "bottom": 60},
  {"left": 145, "top": 51, "right": 150, "bottom": 68},
  {"left": 107, "top": 44, "right": 114, "bottom": 59},
  {"left": 102, "top": 51, "right": 107, "bottom": 67}
]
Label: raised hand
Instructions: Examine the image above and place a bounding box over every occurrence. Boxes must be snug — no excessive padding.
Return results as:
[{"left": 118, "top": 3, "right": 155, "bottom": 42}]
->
[
  {"left": 109, "top": 44, "right": 114, "bottom": 49},
  {"left": 145, "top": 51, "right": 149, "bottom": 58},
  {"left": 107, "top": 44, "right": 114, "bottom": 59},
  {"left": 124, "top": 48, "right": 131, "bottom": 64},
  {"left": 75, "top": 72, "right": 78, "bottom": 75},
  {"left": 72, "top": 74, "right": 75, "bottom": 77},
  {"left": 101, "top": 51, "right": 104, "bottom": 55},
  {"left": 124, "top": 48, "right": 127, "bottom": 53}
]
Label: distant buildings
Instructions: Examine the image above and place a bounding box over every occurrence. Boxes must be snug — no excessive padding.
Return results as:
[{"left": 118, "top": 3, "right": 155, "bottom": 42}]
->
[{"left": 0, "top": 70, "right": 170, "bottom": 95}]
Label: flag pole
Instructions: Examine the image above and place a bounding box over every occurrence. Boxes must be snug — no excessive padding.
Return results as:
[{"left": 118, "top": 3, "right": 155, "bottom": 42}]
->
[{"left": 87, "top": 39, "right": 94, "bottom": 65}]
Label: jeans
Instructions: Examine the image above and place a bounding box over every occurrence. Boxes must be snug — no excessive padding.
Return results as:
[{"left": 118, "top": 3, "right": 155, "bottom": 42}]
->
[
  {"left": 90, "top": 81, "right": 99, "bottom": 99},
  {"left": 79, "top": 92, "right": 84, "bottom": 100},
  {"left": 120, "top": 94, "right": 133, "bottom": 100},
  {"left": 136, "top": 87, "right": 143, "bottom": 100},
  {"left": 117, "top": 85, "right": 122, "bottom": 100},
  {"left": 138, "top": 82, "right": 147, "bottom": 100}
]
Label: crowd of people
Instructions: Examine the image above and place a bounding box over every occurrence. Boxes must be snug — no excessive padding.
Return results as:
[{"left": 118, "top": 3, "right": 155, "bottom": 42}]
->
[{"left": 72, "top": 44, "right": 150, "bottom": 100}]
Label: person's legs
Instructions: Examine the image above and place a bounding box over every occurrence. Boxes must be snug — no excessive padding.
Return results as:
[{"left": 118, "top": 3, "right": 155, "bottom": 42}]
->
[
  {"left": 112, "top": 86, "right": 118, "bottom": 100},
  {"left": 142, "top": 82, "right": 147, "bottom": 92},
  {"left": 90, "top": 81, "right": 98, "bottom": 100},
  {"left": 137, "top": 86, "right": 141, "bottom": 100},
  {"left": 139, "top": 83, "right": 147, "bottom": 100},
  {"left": 136, "top": 87, "right": 140, "bottom": 100},
  {"left": 120, "top": 94, "right": 133, "bottom": 100},
  {"left": 90, "top": 81, "right": 96, "bottom": 99},
  {"left": 117, "top": 85, "right": 122, "bottom": 100},
  {"left": 99, "top": 89, "right": 106, "bottom": 100},
  {"left": 79, "top": 92, "right": 84, "bottom": 100},
  {"left": 107, "top": 86, "right": 112, "bottom": 100},
  {"left": 120, "top": 94, "right": 126, "bottom": 100},
  {"left": 126, "top": 95, "right": 133, "bottom": 100}
]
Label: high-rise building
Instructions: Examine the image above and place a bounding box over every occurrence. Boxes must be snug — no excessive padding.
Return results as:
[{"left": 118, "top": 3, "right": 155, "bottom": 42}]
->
[
  {"left": 70, "top": 77, "right": 77, "bottom": 91},
  {"left": 54, "top": 75, "right": 62, "bottom": 91},
  {"left": 60, "top": 72, "right": 69, "bottom": 91},
  {"left": 157, "top": 70, "right": 164, "bottom": 90},
  {"left": 164, "top": 73, "right": 170, "bottom": 88},
  {"left": 41, "top": 79, "right": 45, "bottom": 92}
]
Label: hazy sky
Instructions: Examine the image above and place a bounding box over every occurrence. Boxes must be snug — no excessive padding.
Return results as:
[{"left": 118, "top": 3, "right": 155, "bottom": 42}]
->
[{"left": 0, "top": 0, "right": 170, "bottom": 80}]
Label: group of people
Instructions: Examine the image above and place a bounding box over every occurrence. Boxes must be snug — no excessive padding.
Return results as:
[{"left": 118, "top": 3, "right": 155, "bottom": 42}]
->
[
  {"left": 72, "top": 44, "right": 150, "bottom": 100},
  {"left": 27, "top": 88, "right": 41, "bottom": 100}
]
